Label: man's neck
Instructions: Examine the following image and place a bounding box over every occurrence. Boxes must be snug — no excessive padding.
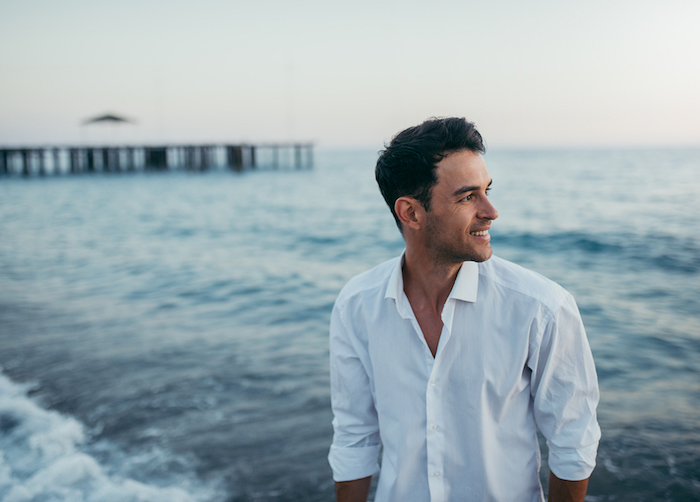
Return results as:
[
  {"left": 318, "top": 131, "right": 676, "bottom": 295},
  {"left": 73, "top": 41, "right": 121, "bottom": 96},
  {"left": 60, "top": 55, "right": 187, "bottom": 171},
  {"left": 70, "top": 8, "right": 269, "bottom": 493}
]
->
[{"left": 402, "top": 247, "right": 462, "bottom": 315}]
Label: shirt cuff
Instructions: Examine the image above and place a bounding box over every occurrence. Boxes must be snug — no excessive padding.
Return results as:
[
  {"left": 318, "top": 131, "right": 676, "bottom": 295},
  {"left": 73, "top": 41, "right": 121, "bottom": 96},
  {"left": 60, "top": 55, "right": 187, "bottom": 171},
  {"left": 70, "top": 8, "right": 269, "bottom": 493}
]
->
[
  {"left": 548, "top": 441, "right": 599, "bottom": 481},
  {"left": 328, "top": 444, "right": 381, "bottom": 482}
]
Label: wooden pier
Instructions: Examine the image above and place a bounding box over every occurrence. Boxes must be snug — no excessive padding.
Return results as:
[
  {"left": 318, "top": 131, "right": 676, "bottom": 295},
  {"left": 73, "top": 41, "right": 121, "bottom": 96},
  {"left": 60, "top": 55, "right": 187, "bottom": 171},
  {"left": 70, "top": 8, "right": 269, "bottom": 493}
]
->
[{"left": 0, "top": 143, "right": 313, "bottom": 176}]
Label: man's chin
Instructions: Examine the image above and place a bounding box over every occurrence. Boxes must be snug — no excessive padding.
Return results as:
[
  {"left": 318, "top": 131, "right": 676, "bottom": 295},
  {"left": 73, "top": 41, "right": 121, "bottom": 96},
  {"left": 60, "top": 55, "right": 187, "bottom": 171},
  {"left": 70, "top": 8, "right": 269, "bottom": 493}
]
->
[{"left": 470, "top": 246, "right": 493, "bottom": 263}]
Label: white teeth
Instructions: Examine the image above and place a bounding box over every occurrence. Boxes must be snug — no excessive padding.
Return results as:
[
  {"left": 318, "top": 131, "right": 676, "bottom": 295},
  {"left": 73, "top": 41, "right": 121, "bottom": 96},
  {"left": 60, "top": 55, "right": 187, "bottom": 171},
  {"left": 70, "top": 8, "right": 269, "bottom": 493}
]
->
[{"left": 471, "top": 230, "right": 489, "bottom": 236}]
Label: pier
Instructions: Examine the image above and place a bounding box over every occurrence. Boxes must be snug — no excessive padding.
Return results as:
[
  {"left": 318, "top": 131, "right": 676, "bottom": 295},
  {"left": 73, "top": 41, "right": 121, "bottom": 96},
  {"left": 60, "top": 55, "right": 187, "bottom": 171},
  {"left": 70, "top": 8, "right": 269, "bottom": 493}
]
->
[{"left": 0, "top": 143, "right": 313, "bottom": 176}]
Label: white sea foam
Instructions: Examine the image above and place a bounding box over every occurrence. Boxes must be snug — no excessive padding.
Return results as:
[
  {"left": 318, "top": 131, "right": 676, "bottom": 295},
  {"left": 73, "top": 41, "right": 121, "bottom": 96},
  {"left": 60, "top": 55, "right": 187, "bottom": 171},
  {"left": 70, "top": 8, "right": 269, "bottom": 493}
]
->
[{"left": 0, "top": 371, "right": 219, "bottom": 502}]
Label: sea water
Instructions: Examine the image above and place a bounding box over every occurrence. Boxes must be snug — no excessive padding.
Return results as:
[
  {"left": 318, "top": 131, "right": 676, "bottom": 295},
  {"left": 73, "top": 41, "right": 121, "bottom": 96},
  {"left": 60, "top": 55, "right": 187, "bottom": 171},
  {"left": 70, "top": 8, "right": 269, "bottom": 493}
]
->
[{"left": 0, "top": 147, "right": 699, "bottom": 501}]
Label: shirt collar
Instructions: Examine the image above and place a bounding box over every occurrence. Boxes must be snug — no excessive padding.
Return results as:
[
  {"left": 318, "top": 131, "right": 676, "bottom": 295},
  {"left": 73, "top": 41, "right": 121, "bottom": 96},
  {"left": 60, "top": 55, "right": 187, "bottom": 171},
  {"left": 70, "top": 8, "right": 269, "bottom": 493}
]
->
[
  {"left": 448, "top": 260, "right": 479, "bottom": 302},
  {"left": 384, "top": 251, "right": 480, "bottom": 304},
  {"left": 385, "top": 252, "right": 405, "bottom": 302}
]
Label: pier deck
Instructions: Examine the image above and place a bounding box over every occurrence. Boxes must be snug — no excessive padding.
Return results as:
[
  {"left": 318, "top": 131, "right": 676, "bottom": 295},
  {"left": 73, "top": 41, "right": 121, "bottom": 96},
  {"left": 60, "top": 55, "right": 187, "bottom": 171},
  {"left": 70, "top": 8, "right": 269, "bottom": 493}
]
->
[{"left": 0, "top": 143, "right": 313, "bottom": 176}]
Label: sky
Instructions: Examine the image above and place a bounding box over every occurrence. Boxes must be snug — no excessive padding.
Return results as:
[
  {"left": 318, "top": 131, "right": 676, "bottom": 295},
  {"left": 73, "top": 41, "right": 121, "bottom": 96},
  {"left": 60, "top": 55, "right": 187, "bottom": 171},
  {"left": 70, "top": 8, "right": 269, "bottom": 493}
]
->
[{"left": 1, "top": 0, "right": 699, "bottom": 148}]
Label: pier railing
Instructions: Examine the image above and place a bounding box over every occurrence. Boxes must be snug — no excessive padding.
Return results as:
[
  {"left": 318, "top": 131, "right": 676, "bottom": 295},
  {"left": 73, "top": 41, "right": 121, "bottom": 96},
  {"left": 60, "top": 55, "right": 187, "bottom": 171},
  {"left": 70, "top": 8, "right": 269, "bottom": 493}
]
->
[{"left": 0, "top": 143, "right": 313, "bottom": 176}]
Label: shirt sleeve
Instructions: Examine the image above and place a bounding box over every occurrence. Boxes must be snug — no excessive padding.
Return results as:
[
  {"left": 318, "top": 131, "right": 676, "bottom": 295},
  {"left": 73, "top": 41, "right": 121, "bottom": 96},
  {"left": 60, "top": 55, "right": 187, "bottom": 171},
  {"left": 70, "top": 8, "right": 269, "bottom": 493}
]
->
[
  {"left": 328, "top": 300, "right": 381, "bottom": 482},
  {"left": 528, "top": 292, "right": 601, "bottom": 481}
]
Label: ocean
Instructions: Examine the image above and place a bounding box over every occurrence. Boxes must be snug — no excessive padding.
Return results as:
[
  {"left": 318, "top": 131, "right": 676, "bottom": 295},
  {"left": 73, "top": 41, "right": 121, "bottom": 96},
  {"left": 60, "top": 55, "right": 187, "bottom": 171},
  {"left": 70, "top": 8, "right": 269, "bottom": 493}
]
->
[{"left": 0, "top": 147, "right": 699, "bottom": 501}]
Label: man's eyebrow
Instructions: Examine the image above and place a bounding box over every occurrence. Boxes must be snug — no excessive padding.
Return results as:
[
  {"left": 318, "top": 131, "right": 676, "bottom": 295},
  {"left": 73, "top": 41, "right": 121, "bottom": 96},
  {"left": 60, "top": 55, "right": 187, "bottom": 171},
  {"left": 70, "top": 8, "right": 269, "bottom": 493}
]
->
[{"left": 452, "top": 179, "right": 492, "bottom": 197}]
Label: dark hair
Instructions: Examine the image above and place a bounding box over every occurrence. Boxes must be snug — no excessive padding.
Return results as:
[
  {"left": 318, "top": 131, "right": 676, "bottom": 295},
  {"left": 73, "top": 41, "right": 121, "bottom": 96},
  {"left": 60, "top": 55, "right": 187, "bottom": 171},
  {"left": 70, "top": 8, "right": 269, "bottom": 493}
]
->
[{"left": 375, "top": 117, "right": 486, "bottom": 229}]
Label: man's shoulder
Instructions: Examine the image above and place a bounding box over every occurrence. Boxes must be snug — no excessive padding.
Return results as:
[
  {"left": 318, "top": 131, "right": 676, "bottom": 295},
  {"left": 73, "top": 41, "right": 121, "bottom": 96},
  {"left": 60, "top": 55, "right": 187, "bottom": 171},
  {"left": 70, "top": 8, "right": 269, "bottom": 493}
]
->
[
  {"left": 335, "top": 256, "right": 400, "bottom": 306},
  {"left": 479, "top": 255, "right": 570, "bottom": 311}
]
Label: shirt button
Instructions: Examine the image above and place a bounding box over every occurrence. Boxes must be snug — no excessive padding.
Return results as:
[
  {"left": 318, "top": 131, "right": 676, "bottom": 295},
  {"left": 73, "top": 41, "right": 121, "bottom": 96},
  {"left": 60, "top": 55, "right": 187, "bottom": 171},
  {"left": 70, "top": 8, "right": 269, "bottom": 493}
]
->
[
  {"left": 429, "top": 380, "right": 436, "bottom": 386},
  {"left": 432, "top": 424, "right": 438, "bottom": 430},
  {"left": 433, "top": 471, "right": 440, "bottom": 477}
]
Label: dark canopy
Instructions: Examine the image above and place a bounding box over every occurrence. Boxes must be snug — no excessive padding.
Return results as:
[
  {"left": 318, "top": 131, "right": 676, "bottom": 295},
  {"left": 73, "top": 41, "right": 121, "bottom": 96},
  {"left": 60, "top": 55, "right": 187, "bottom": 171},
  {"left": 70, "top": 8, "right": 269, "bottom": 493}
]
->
[{"left": 81, "top": 113, "right": 134, "bottom": 125}]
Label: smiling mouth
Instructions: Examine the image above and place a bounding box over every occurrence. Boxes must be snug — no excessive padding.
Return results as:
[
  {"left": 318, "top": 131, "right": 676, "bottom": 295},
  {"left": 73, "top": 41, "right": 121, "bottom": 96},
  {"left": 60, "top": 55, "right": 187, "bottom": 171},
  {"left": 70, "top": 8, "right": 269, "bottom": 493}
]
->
[{"left": 470, "top": 230, "right": 489, "bottom": 236}]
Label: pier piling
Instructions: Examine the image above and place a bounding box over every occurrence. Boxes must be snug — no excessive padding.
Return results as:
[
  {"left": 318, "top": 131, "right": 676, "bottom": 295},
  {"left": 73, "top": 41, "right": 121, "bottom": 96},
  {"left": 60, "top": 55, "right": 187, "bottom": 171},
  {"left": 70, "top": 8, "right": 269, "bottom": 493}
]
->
[{"left": 0, "top": 142, "right": 313, "bottom": 177}]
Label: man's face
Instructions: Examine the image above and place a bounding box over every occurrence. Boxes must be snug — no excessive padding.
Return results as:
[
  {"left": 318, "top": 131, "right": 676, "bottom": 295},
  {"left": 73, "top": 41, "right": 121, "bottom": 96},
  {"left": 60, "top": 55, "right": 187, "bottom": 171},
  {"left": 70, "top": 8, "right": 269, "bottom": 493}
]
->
[{"left": 423, "top": 149, "right": 498, "bottom": 264}]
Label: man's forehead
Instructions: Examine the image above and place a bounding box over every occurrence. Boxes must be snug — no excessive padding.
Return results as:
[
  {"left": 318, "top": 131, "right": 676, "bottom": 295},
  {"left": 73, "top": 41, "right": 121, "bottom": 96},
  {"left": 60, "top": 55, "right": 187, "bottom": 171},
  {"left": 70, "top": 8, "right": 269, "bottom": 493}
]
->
[{"left": 435, "top": 150, "right": 490, "bottom": 186}]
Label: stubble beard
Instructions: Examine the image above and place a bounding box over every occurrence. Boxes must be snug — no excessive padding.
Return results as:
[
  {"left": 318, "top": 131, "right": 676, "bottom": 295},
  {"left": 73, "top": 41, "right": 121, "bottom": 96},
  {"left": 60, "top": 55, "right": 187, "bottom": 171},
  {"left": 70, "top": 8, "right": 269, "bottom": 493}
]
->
[{"left": 425, "top": 214, "right": 493, "bottom": 265}]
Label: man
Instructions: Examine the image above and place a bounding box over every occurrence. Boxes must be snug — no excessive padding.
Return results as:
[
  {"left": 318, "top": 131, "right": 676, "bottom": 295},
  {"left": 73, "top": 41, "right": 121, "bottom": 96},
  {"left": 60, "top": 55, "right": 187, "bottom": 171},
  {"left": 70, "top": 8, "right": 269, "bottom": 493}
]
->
[{"left": 328, "top": 117, "right": 600, "bottom": 502}]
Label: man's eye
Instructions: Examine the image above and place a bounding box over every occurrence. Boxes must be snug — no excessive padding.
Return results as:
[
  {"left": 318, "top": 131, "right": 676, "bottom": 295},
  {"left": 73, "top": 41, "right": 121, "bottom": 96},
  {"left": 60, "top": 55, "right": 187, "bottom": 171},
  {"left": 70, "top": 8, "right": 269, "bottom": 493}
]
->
[{"left": 463, "top": 194, "right": 472, "bottom": 201}]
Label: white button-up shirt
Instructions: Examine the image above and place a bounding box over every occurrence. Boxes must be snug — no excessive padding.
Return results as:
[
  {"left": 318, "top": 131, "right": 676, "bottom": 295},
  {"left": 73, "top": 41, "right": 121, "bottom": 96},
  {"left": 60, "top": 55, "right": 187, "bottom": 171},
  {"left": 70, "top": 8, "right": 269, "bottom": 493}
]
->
[{"left": 328, "top": 254, "right": 600, "bottom": 502}]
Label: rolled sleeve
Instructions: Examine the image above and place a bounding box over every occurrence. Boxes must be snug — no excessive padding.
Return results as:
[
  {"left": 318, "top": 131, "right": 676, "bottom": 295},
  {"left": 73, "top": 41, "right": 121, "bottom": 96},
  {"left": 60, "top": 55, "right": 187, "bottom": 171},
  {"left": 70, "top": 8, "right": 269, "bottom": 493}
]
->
[
  {"left": 529, "top": 293, "right": 601, "bottom": 480},
  {"left": 548, "top": 443, "right": 600, "bottom": 481},
  {"left": 328, "top": 443, "right": 381, "bottom": 482},
  {"left": 328, "top": 301, "right": 381, "bottom": 482}
]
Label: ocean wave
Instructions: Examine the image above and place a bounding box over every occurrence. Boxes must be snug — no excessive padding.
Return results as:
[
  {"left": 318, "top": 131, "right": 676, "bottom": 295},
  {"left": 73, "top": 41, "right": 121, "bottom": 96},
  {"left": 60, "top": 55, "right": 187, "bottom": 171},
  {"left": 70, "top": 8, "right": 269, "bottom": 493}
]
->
[
  {"left": 492, "top": 231, "right": 700, "bottom": 274},
  {"left": 0, "top": 371, "right": 218, "bottom": 502}
]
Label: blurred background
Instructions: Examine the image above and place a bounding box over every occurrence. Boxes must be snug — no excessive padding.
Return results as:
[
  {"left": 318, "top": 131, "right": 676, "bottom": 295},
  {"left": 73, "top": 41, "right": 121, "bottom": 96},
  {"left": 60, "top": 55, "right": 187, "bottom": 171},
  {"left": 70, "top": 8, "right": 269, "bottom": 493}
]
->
[{"left": 1, "top": 1, "right": 699, "bottom": 501}]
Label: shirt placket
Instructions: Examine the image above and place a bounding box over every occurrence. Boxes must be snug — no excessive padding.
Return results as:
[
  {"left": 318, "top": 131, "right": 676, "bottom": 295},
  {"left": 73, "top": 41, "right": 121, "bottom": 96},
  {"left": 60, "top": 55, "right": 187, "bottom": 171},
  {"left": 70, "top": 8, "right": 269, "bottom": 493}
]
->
[{"left": 425, "top": 321, "right": 450, "bottom": 502}]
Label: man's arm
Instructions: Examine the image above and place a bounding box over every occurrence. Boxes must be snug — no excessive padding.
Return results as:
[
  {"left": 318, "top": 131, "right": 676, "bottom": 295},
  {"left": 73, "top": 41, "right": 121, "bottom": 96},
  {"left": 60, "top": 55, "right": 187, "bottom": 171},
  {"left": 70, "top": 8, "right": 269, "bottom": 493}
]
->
[
  {"left": 335, "top": 476, "right": 372, "bottom": 502},
  {"left": 529, "top": 293, "right": 601, "bottom": 487},
  {"left": 328, "top": 302, "right": 381, "bottom": 489},
  {"left": 548, "top": 472, "right": 589, "bottom": 502}
]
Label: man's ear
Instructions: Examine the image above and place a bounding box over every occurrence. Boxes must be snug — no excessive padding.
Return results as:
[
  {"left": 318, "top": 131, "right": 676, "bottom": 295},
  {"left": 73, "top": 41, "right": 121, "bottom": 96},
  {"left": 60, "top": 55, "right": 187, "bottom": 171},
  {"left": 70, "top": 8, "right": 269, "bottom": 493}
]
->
[{"left": 394, "top": 196, "right": 424, "bottom": 231}]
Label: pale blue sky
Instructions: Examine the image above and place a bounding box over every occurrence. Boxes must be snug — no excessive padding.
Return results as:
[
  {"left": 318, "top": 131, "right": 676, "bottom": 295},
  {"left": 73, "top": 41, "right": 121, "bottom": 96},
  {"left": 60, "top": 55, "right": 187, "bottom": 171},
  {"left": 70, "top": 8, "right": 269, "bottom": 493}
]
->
[{"left": 1, "top": 0, "right": 698, "bottom": 147}]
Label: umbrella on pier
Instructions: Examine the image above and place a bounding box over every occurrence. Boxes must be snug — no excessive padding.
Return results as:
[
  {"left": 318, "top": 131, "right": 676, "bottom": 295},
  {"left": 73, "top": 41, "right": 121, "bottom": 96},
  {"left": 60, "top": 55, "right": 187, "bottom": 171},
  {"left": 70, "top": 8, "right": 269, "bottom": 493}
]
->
[
  {"left": 79, "top": 113, "right": 138, "bottom": 145},
  {"left": 81, "top": 113, "right": 136, "bottom": 126}
]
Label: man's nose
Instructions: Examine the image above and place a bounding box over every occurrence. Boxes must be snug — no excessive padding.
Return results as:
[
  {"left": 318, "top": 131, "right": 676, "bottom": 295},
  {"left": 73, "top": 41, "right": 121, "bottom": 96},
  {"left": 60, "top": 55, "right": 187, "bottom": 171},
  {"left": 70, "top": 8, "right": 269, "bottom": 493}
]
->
[{"left": 479, "top": 197, "right": 498, "bottom": 220}]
